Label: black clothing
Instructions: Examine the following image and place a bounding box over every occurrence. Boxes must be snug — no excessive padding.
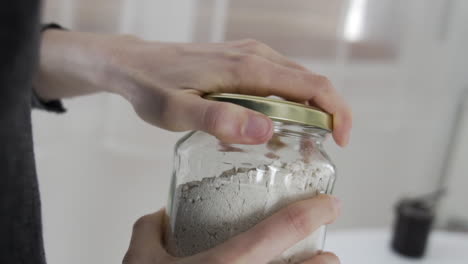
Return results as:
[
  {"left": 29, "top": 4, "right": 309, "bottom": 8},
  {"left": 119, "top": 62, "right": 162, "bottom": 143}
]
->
[{"left": 1, "top": 1, "right": 64, "bottom": 263}]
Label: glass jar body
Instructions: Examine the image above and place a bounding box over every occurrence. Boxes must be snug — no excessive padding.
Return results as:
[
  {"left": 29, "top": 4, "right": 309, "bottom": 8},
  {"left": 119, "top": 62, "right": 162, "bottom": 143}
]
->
[{"left": 165, "top": 122, "right": 336, "bottom": 264}]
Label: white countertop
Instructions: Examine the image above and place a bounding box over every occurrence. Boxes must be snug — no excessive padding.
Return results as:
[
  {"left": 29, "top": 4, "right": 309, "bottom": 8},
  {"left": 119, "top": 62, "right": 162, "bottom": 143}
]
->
[{"left": 325, "top": 228, "right": 468, "bottom": 264}]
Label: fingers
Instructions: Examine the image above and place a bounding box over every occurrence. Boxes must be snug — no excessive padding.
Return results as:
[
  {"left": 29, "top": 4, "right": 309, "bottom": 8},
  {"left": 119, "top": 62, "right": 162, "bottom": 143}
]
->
[
  {"left": 308, "top": 88, "right": 353, "bottom": 147},
  {"left": 164, "top": 93, "right": 274, "bottom": 144},
  {"left": 123, "top": 210, "right": 173, "bottom": 264},
  {"left": 229, "top": 39, "right": 352, "bottom": 146},
  {"left": 232, "top": 39, "right": 309, "bottom": 72},
  {"left": 229, "top": 55, "right": 352, "bottom": 146},
  {"left": 302, "top": 252, "right": 340, "bottom": 264},
  {"left": 201, "top": 194, "right": 341, "bottom": 264}
]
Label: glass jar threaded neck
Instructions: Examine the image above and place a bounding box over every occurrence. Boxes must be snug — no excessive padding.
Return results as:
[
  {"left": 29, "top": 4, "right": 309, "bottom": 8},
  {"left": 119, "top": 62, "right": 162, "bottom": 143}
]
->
[{"left": 272, "top": 121, "right": 328, "bottom": 142}]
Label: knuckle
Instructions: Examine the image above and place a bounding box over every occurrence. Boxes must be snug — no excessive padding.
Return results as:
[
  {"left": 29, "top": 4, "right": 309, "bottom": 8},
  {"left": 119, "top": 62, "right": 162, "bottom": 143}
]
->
[
  {"left": 248, "top": 40, "right": 267, "bottom": 52},
  {"left": 243, "top": 38, "right": 259, "bottom": 44},
  {"left": 132, "top": 215, "right": 151, "bottom": 232},
  {"left": 311, "top": 74, "right": 333, "bottom": 93},
  {"left": 239, "top": 54, "right": 259, "bottom": 68},
  {"left": 283, "top": 203, "right": 312, "bottom": 238},
  {"left": 230, "top": 54, "right": 260, "bottom": 79},
  {"left": 202, "top": 102, "right": 226, "bottom": 134},
  {"left": 236, "top": 38, "right": 269, "bottom": 54},
  {"left": 316, "top": 74, "right": 332, "bottom": 85},
  {"left": 241, "top": 38, "right": 261, "bottom": 47}
]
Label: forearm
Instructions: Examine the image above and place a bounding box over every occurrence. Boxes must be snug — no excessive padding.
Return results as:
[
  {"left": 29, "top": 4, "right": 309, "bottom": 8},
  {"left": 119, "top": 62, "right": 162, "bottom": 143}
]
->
[{"left": 34, "top": 30, "right": 120, "bottom": 100}]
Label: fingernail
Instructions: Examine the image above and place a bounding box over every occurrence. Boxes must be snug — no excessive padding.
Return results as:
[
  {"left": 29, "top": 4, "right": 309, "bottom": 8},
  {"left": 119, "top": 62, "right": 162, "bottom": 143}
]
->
[
  {"left": 342, "top": 133, "right": 350, "bottom": 147},
  {"left": 332, "top": 196, "right": 342, "bottom": 211},
  {"left": 243, "top": 114, "right": 271, "bottom": 140}
]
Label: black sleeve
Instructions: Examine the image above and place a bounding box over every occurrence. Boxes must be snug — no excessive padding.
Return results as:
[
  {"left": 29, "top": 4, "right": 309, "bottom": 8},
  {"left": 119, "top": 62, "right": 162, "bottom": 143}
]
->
[
  {"left": 1, "top": 1, "right": 47, "bottom": 263},
  {"left": 31, "top": 23, "right": 66, "bottom": 113}
]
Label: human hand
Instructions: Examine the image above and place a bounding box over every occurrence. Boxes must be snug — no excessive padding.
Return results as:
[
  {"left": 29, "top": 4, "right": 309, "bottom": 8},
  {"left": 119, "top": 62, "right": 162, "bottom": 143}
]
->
[
  {"left": 36, "top": 31, "right": 352, "bottom": 146},
  {"left": 110, "top": 38, "right": 352, "bottom": 146},
  {"left": 123, "top": 194, "right": 341, "bottom": 264}
]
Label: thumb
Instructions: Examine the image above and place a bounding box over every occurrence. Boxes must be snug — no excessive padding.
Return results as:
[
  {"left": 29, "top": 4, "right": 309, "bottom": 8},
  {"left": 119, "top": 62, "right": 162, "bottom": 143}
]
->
[
  {"left": 123, "top": 210, "right": 173, "bottom": 264},
  {"left": 170, "top": 93, "right": 273, "bottom": 144},
  {"left": 199, "top": 194, "right": 341, "bottom": 264}
]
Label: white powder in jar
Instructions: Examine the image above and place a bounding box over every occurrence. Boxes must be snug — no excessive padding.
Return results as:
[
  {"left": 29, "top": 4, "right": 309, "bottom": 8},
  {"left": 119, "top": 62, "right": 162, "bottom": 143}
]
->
[{"left": 166, "top": 161, "right": 332, "bottom": 264}]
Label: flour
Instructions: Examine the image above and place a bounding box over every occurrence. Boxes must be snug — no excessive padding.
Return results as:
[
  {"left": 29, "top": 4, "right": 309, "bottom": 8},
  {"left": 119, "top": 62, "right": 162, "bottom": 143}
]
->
[{"left": 166, "top": 161, "right": 331, "bottom": 264}]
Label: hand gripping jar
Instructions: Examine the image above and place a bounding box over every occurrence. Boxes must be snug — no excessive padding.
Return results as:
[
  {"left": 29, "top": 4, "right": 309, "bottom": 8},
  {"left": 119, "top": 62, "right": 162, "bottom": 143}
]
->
[{"left": 165, "top": 93, "right": 336, "bottom": 264}]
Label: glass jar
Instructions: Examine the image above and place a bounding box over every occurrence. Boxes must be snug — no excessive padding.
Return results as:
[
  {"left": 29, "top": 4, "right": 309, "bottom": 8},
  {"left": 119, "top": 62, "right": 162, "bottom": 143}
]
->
[{"left": 165, "top": 94, "right": 336, "bottom": 264}]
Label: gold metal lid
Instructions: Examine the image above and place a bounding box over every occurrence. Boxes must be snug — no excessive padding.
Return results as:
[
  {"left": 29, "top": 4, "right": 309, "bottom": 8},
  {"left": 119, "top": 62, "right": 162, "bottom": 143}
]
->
[{"left": 204, "top": 93, "right": 332, "bottom": 131}]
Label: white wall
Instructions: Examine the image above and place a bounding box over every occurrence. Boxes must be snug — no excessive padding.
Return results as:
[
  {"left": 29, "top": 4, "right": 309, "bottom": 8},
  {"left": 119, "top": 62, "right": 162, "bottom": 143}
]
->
[{"left": 36, "top": 1, "right": 468, "bottom": 263}]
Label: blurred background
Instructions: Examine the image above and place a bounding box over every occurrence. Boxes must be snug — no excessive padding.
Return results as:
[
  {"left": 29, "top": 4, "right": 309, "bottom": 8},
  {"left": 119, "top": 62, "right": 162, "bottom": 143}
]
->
[{"left": 35, "top": 0, "right": 468, "bottom": 263}]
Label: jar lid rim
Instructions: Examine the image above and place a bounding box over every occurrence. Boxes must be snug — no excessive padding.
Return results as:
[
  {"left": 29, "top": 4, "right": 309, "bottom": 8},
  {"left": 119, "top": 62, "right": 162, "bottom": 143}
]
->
[{"left": 204, "top": 93, "right": 333, "bottom": 131}]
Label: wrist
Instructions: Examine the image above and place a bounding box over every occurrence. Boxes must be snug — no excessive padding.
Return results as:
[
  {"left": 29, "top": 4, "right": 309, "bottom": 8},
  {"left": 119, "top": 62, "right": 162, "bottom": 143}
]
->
[
  {"left": 35, "top": 30, "right": 124, "bottom": 99},
  {"left": 102, "top": 36, "right": 174, "bottom": 104},
  {"left": 98, "top": 35, "right": 147, "bottom": 100}
]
